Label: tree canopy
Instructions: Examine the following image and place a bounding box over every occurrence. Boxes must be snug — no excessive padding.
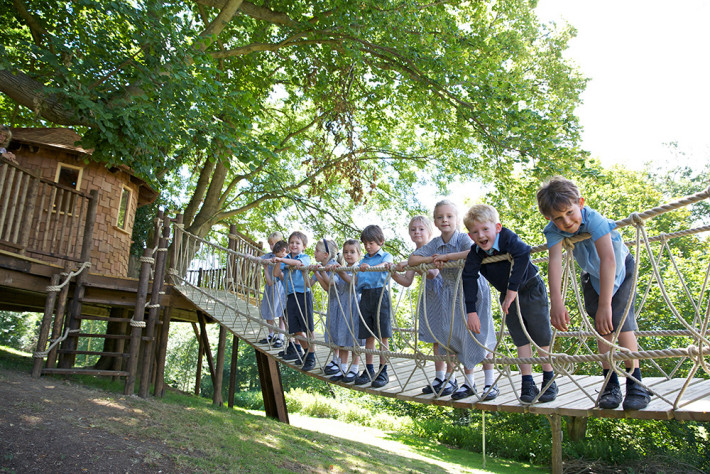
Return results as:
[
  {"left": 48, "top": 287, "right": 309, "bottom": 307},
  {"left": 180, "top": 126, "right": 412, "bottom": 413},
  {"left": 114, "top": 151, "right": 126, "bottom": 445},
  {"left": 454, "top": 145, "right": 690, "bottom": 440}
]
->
[{"left": 1, "top": 0, "right": 588, "bottom": 240}]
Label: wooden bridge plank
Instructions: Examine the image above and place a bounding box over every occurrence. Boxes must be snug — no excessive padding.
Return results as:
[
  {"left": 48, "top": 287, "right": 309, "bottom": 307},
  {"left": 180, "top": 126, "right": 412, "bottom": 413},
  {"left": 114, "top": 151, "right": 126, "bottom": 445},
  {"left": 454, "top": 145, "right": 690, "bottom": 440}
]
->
[{"left": 172, "top": 284, "right": 710, "bottom": 422}]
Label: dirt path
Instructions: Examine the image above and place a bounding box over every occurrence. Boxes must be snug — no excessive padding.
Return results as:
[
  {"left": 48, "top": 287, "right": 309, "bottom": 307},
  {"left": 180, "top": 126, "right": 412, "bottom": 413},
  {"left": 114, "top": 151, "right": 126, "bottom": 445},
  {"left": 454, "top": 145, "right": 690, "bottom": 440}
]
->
[{"left": 0, "top": 369, "right": 181, "bottom": 473}]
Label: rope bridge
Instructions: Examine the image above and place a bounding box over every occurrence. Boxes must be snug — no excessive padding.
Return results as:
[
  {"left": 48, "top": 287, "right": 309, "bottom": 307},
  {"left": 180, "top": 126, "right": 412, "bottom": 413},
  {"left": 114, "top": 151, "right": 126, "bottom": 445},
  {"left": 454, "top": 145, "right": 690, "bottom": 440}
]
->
[{"left": 167, "top": 187, "right": 710, "bottom": 423}]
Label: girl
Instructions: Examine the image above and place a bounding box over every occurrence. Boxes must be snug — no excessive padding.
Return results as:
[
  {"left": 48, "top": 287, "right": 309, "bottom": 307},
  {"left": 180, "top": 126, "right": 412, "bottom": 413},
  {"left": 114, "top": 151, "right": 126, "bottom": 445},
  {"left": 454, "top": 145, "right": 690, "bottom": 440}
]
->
[
  {"left": 408, "top": 200, "right": 498, "bottom": 401},
  {"left": 391, "top": 216, "right": 450, "bottom": 395},
  {"left": 312, "top": 239, "right": 363, "bottom": 382},
  {"left": 258, "top": 232, "right": 287, "bottom": 348}
]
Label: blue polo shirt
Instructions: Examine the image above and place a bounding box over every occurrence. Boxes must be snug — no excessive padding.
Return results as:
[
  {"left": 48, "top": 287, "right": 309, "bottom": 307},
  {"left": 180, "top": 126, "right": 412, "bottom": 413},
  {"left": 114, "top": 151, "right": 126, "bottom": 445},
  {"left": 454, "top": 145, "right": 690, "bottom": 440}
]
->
[
  {"left": 356, "top": 248, "right": 393, "bottom": 291},
  {"left": 281, "top": 252, "right": 311, "bottom": 295},
  {"left": 544, "top": 206, "right": 628, "bottom": 294}
]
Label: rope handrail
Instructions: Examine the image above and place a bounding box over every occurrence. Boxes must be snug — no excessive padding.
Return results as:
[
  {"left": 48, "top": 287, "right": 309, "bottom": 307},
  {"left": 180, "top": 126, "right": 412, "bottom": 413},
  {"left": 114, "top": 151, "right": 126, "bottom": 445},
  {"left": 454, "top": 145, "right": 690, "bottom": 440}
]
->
[{"left": 167, "top": 186, "right": 710, "bottom": 409}]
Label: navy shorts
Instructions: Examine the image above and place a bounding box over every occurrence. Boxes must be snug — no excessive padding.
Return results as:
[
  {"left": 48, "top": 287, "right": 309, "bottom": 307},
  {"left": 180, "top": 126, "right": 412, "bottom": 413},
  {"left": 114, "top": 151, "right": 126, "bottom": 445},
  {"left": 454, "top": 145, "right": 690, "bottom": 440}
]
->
[
  {"left": 581, "top": 254, "right": 638, "bottom": 333},
  {"left": 358, "top": 288, "right": 392, "bottom": 339},
  {"left": 502, "top": 274, "right": 552, "bottom": 347},
  {"left": 287, "top": 292, "right": 314, "bottom": 334}
]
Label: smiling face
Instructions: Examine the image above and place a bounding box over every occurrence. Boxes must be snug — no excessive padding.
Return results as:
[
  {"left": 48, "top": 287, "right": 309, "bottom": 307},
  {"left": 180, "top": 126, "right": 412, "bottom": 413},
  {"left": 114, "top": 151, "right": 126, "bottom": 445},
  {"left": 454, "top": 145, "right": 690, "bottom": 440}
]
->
[
  {"left": 467, "top": 219, "right": 501, "bottom": 252},
  {"left": 408, "top": 220, "right": 431, "bottom": 248},
  {"left": 288, "top": 235, "right": 305, "bottom": 256},
  {"left": 342, "top": 243, "right": 361, "bottom": 265},
  {"left": 546, "top": 197, "right": 585, "bottom": 234},
  {"left": 433, "top": 204, "right": 458, "bottom": 240}
]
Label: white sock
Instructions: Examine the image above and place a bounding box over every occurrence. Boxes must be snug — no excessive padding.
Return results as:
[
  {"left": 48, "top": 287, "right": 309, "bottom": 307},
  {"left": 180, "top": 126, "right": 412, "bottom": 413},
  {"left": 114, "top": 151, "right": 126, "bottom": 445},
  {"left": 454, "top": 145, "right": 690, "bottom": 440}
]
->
[
  {"left": 334, "top": 356, "right": 341, "bottom": 365},
  {"left": 350, "top": 364, "right": 359, "bottom": 374},
  {"left": 435, "top": 370, "right": 445, "bottom": 380},
  {"left": 484, "top": 369, "right": 494, "bottom": 386},
  {"left": 465, "top": 372, "right": 475, "bottom": 388}
]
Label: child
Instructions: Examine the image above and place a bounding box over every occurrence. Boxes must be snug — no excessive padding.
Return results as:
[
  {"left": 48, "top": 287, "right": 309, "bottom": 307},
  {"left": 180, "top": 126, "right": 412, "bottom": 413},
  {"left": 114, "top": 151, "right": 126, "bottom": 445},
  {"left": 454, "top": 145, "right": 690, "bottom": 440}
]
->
[
  {"left": 391, "top": 216, "right": 450, "bottom": 395},
  {"left": 274, "top": 231, "right": 316, "bottom": 370},
  {"left": 312, "top": 239, "right": 363, "bottom": 382},
  {"left": 0, "top": 126, "right": 17, "bottom": 163},
  {"left": 462, "top": 204, "right": 558, "bottom": 403},
  {"left": 537, "top": 176, "right": 650, "bottom": 410},
  {"left": 409, "top": 200, "right": 498, "bottom": 401},
  {"left": 354, "top": 225, "right": 394, "bottom": 388},
  {"left": 258, "top": 232, "right": 287, "bottom": 348}
]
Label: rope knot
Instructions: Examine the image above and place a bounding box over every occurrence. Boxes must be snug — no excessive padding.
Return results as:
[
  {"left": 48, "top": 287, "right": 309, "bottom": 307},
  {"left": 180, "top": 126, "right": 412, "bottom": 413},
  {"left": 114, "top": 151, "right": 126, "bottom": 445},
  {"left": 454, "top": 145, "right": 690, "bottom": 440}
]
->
[
  {"left": 562, "top": 237, "right": 575, "bottom": 252},
  {"left": 628, "top": 212, "right": 645, "bottom": 227}
]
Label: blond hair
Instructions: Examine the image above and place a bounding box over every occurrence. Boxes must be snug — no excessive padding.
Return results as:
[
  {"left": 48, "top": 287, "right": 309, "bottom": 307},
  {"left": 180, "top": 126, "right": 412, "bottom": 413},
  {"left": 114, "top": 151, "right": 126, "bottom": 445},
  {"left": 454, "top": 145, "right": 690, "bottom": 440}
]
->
[
  {"left": 409, "top": 215, "right": 434, "bottom": 236},
  {"left": 463, "top": 204, "right": 500, "bottom": 230}
]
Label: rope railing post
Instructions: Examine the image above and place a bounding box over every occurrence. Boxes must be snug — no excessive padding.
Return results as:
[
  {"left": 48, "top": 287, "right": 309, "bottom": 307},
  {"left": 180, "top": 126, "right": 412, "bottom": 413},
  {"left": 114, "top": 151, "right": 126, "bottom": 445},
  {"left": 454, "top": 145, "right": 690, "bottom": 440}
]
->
[
  {"left": 139, "top": 219, "right": 170, "bottom": 398},
  {"left": 124, "top": 246, "right": 153, "bottom": 395}
]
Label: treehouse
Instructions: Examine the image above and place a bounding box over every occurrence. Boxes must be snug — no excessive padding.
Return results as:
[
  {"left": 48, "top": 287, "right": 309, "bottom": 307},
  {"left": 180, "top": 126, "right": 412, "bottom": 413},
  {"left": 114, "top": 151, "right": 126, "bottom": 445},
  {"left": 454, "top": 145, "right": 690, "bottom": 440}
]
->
[{"left": 1, "top": 128, "right": 157, "bottom": 276}]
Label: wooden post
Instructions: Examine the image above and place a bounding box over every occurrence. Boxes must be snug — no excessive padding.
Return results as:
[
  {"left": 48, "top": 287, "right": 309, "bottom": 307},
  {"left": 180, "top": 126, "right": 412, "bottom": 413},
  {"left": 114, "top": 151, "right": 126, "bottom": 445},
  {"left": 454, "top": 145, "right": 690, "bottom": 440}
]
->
[
  {"left": 192, "top": 321, "right": 203, "bottom": 396},
  {"left": 32, "top": 273, "right": 60, "bottom": 378},
  {"left": 111, "top": 309, "right": 129, "bottom": 379},
  {"left": 60, "top": 189, "right": 98, "bottom": 368},
  {"left": 548, "top": 414, "right": 563, "bottom": 474},
  {"left": 139, "top": 223, "right": 170, "bottom": 398},
  {"left": 46, "top": 264, "right": 72, "bottom": 369},
  {"left": 255, "top": 350, "right": 289, "bottom": 423},
  {"left": 214, "top": 325, "right": 227, "bottom": 406},
  {"left": 153, "top": 306, "right": 173, "bottom": 398},
  {"left": 228, "top": 336, "right": 239, "bottom": 408},
  {"left": 124, "top": 247, "right": 153, "bottom": 395},
  {"left": 196, "top": 311, "right": 217, "bottom": 387}
]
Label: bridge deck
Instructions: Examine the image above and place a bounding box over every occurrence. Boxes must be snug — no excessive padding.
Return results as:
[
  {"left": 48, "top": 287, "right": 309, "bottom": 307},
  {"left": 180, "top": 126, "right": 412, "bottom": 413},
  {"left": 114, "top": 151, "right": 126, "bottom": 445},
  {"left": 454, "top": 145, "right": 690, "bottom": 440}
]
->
[{"left": 176, "top": 285, "right": 710, "bottom": 422}]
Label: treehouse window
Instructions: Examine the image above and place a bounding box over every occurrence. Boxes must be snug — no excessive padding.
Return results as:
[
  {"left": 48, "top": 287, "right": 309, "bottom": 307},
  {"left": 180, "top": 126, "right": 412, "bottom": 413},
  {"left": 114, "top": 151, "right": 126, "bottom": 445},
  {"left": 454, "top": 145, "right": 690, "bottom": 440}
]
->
[
  {"left": 116, "top": 187, "right": 131, "bottom": 230},
  {"left": 53, "top": 163, "right": 83, "bottom": 213}
]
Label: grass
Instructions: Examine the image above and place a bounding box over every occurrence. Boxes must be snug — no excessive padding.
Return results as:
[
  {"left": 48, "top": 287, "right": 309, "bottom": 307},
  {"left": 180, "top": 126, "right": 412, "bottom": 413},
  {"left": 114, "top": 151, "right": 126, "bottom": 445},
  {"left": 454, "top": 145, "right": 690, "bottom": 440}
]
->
[{"left": 1, "top": 345, "right": 541, "bottom": 473}]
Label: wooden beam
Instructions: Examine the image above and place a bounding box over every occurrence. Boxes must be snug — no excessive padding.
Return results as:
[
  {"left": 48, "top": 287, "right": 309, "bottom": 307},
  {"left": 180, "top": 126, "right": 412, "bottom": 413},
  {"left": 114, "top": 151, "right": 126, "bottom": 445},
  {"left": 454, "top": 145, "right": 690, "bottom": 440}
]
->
[
  {"left": 154, "top": 306, "right": 173, "bottom": 398},
  {"left": 255, "top": 350, "right": 289, "bottom": 423},
  {"left": 214, "top": 325, "right": 227, "bottom": 406},
  {"left": 228, "top": 336, "right": 239, "bottom": 408}
]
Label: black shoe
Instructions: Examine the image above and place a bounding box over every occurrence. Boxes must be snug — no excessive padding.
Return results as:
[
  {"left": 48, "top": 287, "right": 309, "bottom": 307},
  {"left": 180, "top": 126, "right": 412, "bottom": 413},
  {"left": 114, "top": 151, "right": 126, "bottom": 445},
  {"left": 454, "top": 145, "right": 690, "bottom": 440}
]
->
[
  {"left": 277, "top": 342, "right": 295, "bottom": 358},
  {"left": 599, "top": 383, "right": 622, "bottom": 409},
  {"left": 329, "top": 372, "right": 344, "bottom": 382},
  {"left": 438, "top": 379, "right": 458, "bottom": 397},
  {"left": 354, "top": 367, "right": 375, "bottom": 386},
  {"left": 482, "top": 384, "right": 499, "bottom": 401},
  {"left": 539, "top": 379, "right": 558, "bottom": 403},
  {"left": 520, "top": 379, "right": 539, "bottom": 403},
  {"left": 323, "top": 361, "right": 340, "bottom": 375},
  {"left": 301, "top": 354, "right": 316, "bottom": 371},
  {"left": 258, "top": 335, "right": 273, "bottom": 345},
  {"left": 341, "top": 370, "right": 358, "bottom": 383},
  {"left": 272, "top": 338, "right": 283, "bottom": 348},
  {"left": 371, "top": 369, "right": 389, "bottom": 388},
  {"left": 451, "top": 383, "right": 475, "bottom": 400},
  {"left": 283, "top": 345, "right": 304, "bottom": 363},
  {"left": 422, "top": 377, "right": 444, "bottom": 394},
  {"left": 623, "top": 384, "right": 650, "bottom": 410}
]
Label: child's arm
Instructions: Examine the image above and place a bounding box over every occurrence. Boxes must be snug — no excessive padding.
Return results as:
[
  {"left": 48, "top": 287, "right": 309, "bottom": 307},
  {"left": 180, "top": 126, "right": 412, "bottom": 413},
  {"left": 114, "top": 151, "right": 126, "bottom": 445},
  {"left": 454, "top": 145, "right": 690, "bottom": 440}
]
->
[
  {"left": 431, "top": 249, "right": 470, "bottom": 269},
  {"left": 594, "top": 233, "right": 616, "bottom": 335},
  {"left": 548, "top": 242, "right": 570, "bottom": 331},
  {"left": 273, "top": 261, "right": 284, "bottom": 280},
  {"left": 467, "top": 312, "right": 480, "bottom": 334},
  {"left": 263, "top": 261, "right": 274, "bottom": 287}
]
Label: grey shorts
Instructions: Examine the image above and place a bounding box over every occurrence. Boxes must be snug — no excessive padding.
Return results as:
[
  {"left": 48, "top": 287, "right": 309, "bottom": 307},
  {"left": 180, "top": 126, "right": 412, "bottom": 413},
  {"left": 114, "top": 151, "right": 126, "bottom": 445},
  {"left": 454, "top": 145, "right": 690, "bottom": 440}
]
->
[
  {"left": 502, "top": 274, "right": 552, "bottom": 347},
  {"left": 581, "top": 254, "right": 638, "bottom": 333},
  {"left": 358, "top": 288, "right": 393, "bottom": 339}
]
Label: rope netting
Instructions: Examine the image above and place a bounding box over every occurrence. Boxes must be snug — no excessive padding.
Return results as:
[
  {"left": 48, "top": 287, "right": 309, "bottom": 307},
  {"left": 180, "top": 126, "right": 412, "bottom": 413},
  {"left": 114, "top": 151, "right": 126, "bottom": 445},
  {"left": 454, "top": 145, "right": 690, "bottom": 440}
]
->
[{"left": 168, "top": 186, "right": 710, "bottom": 410}]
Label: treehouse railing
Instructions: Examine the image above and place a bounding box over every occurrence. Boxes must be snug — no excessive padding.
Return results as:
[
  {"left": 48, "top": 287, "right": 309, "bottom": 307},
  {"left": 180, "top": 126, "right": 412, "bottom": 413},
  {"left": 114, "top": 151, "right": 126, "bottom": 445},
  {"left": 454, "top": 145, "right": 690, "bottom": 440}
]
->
[{"left": 0, "top": 156, "right": 97, "bottom": 264}]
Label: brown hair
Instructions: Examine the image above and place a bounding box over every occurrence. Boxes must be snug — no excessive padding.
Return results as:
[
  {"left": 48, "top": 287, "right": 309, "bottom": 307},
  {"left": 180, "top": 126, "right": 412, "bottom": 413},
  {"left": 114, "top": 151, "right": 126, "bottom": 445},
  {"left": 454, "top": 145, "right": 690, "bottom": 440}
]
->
[
  {"left": 536, "top": 176, "right": 581, "bottom": 218},
  {"left": 288, "top": 231, "right": 308, "bottom": 247},
  {"left": 360, "top": 225, "right": 385, "bottom": 245}
]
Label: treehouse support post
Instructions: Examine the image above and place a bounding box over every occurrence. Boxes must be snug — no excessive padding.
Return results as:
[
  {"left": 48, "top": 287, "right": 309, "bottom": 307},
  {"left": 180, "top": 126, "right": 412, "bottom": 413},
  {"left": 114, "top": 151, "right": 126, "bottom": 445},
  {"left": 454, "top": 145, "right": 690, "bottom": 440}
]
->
[
  {"left": 255, "top": 349, "right": 289, "bottom": 423},
  {"left": 124, "top": 246, "right": 152, "bottom": 395},
  {"left": 32, "top": 273, "right": 60, "bottom": 378},
  {"left": 228, "top": 336, "right": 239, "bottom": 408}
]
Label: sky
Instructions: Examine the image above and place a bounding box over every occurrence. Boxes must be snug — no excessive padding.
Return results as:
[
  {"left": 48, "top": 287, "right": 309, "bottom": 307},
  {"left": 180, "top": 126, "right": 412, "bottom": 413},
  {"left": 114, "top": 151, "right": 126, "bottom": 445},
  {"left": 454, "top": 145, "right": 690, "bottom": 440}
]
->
[{"left": 535, "top": 0, "right": 710, "bottom": 170}]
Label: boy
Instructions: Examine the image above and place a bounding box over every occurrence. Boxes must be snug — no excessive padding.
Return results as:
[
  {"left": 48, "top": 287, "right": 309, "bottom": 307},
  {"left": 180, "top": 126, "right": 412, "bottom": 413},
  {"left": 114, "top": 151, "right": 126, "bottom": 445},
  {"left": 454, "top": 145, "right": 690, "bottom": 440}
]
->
[
  {"left": 258, "top": 235, "right": 288, "bottom": 348},
  {"left": 273, "top": 231, "right": 317, "bottom": 371},
  {"left": 462, "top": 204, "right": 558, "bottom": 403},
  {"left": 537, "top": 176, "right": 650, "bottom": 410},
  {"left": 354, "top": 225, "right": 394, "bottom": 388}
]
